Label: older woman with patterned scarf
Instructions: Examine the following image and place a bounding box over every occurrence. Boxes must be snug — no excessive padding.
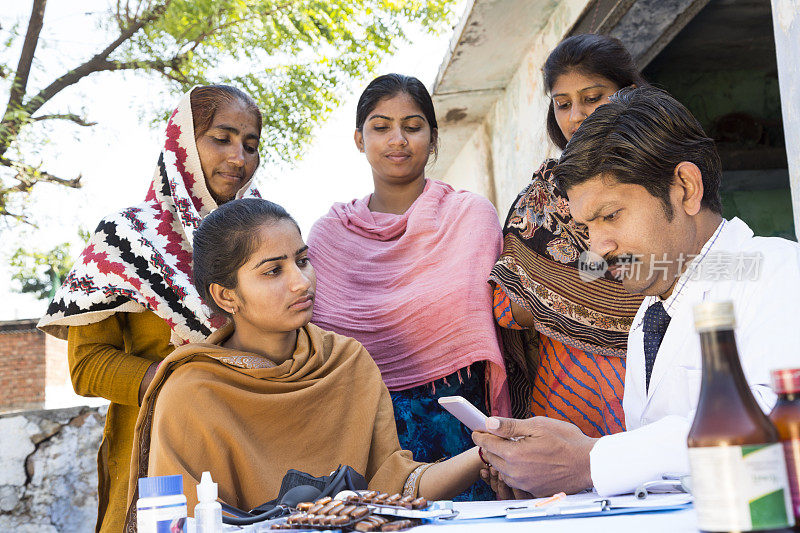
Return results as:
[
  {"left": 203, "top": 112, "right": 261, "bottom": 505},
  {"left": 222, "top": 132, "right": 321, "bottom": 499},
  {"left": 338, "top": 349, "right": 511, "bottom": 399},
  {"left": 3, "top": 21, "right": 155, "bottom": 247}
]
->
[{"left": 38, "top": 85, "right": 262, "bottom": 533}]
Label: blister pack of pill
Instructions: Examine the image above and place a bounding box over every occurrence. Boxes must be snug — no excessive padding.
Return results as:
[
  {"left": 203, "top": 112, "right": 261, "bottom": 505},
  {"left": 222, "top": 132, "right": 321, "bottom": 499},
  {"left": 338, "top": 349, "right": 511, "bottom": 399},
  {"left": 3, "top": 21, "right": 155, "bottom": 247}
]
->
[
  {"left": 347, "top": 491, "right": 458, "bottom": 520},
  {"left": 344, "top": 491, "right": 428, "bottom": 510},
  {"left": 268, "top": 495, "right": 423, "bottom": 531}
]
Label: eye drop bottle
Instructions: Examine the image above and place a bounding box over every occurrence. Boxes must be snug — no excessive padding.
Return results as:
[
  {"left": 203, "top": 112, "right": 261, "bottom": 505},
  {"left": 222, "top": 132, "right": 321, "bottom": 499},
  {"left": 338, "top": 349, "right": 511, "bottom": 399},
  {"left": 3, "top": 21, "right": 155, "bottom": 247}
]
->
[{"left": 195, "top": 471, "right": 223, "bottom": 533}]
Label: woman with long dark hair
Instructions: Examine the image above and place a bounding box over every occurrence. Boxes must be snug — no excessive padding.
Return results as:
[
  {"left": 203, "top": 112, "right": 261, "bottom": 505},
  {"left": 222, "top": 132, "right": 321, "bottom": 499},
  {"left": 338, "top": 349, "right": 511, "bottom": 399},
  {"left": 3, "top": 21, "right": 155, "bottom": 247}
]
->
[
  {"left": 39, "top": 85, "right": 262, "bottom": 532},
  {"left": 490, "top": 34, "right": 647, "bottom": 441},
  {"left": 307, "top": 74, "right": 509, "bottom": 501}
]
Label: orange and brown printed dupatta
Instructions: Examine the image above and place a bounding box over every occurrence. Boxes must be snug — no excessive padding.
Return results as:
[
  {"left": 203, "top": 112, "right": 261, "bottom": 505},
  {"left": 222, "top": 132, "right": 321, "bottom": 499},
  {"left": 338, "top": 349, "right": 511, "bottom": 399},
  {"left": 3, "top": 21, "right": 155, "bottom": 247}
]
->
[{"left": 490, "top": 159, "right": 643, "bottom": 433}]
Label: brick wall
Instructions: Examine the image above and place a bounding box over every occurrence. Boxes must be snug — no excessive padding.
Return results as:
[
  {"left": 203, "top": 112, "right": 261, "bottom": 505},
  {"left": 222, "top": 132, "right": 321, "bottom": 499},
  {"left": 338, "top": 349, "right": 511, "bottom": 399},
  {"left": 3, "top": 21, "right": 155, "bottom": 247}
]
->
[
  {"left": 0, "top": 319, "right": 69, "bottom": 413},
  {"left": 0, "top": 320, "right": 46, "bottom": 411},
  {"left": 45, "top": 331, "right": 69, "bottom": 389}
]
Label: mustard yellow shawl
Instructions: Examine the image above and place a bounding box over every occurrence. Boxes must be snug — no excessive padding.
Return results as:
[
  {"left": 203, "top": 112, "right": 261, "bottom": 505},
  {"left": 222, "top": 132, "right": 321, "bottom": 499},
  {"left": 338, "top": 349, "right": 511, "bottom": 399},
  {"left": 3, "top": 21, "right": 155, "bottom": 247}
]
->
[{"left": 124, "top": 323, "right": 424, "bottom": 530}]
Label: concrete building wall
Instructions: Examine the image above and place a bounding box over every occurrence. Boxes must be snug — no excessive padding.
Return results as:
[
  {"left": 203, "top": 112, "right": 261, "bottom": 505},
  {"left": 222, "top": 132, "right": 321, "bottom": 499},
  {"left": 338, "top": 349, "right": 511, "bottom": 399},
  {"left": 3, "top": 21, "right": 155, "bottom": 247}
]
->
[
  {"left": 45, "top": 334, "right": 69, "bottom": 391},
  {"left": 44, "top": 333, "right": 75, "bottom": 411},
  {"left": 0, "top": 406, "right": 105, "bottom": 532},
  {"left": 433, "top": 0, "right": 799, "bottom": 231},
  {"left": 434, "top": 0, "right": 590, "bottom": 214},
  {"left": 443, "top": 123, "right": 497, "bottom": 203},
  {"left": 486, "top": 0, "right": 593, "bottom": 212},
  {"left": 771, "top": 0, "right": 800, "bottom": 235}
]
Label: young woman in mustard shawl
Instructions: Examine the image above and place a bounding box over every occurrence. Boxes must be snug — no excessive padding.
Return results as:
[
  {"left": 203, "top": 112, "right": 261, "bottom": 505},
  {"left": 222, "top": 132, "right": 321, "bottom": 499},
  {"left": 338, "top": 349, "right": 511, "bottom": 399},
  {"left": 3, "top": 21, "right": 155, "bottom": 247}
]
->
[{"left": 125, "top": 199, "right": 485, "bottom": 526}]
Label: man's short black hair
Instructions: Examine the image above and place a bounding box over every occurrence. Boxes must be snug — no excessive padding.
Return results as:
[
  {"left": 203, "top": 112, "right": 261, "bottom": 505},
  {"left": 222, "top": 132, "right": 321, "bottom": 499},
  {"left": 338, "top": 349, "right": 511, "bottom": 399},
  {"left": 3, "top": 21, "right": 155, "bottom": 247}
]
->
[{"left": 553, "top": 87, "right": 723, "bottom": 218}]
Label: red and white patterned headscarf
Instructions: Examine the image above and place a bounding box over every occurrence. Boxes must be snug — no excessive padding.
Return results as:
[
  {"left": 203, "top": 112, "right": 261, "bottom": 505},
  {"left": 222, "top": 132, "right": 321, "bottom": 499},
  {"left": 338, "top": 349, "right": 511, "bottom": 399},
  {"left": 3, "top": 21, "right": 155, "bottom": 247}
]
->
[{"left": 39, "top": 89, "right": 261, "bottom": 345}]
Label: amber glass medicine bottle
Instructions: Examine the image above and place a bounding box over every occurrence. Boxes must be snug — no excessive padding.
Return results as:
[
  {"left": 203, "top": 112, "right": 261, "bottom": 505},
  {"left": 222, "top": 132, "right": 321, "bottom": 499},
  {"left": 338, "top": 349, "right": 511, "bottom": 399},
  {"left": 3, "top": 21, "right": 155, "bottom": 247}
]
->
[
  {"left": 770, "top": 368, "right": 800, "bottom": 527},
  {"left": 688, "top": 301, "right": 794, "bottom": 532}
]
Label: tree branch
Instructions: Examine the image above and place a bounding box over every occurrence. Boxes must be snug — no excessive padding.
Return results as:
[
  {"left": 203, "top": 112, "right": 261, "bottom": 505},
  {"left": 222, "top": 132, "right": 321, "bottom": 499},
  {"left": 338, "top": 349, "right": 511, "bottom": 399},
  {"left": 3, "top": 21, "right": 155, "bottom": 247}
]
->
[
  {"left": 0, "top": 203, "right": 31, "bottom": 225},
  {"left": 0, "top": 156, "right": 82, "bottom": 189},
  {"left": 31, "top": 113, "right": 97, "bottom": 126},
  {"left": 0, "top": 1, "right": 170, "bottom": 160},
  {"left": 5, "top": 0, "right": 47, "bottom": 115},
  {"left": 152, "top": 65, "right": 190, "bottom": 84},
  {"left": 95, "top": 57, "right": 174, "bottom": 72},
  {"left": 21, "top": 1, "right": 170, "bottom": 121}
]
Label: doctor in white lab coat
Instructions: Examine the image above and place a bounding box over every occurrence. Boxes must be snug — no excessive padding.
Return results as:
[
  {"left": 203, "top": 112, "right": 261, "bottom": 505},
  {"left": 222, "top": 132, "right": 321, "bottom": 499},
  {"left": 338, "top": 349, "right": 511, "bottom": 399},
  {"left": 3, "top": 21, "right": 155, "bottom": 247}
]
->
[{"left": 473, "top": 87, "right": 800, "bottom": 498}]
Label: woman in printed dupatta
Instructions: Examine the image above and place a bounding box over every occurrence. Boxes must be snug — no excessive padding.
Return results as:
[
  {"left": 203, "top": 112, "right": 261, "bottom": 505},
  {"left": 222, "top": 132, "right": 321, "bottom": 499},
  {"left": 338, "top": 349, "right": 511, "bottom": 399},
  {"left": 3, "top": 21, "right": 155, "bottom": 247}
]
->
[
  {"left": 38, "top": 85, "right": 262, "bottom": 532},
  {"left": 307, "top": 74, "right": 509, "bottom": 501},
  {"left": 489, "top": 35, "right": 646, "bottom": 442}
]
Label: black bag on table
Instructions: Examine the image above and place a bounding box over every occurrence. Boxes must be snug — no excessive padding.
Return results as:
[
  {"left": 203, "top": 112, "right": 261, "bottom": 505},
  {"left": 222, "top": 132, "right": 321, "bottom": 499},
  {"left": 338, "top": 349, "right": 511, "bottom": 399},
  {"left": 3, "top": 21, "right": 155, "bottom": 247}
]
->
[{"left": 222, "top": 465, "right": 368, "bottom": 525}]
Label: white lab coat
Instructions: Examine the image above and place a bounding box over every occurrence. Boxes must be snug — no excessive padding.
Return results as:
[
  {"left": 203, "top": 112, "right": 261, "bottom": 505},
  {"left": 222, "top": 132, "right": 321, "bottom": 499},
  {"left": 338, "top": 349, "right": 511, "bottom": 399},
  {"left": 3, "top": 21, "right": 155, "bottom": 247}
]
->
[{"left": 590, "top": 218, "right": 800, "bottom": 496}]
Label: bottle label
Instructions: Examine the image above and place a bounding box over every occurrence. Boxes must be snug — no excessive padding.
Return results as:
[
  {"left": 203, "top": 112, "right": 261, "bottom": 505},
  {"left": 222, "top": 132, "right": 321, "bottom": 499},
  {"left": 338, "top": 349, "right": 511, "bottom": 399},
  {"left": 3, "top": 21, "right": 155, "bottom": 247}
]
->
[
  {"left": 689, "top": 443, "right": 794, "bottom": 531},
  {"left": 137, "top": 503, "right": 188, "bottom": 532},
  {"left": 784, "top": 439, "right": 800, "bottom": 519},
  {"left": 196, "top": 506, "right": 223, "bottom": 533}
]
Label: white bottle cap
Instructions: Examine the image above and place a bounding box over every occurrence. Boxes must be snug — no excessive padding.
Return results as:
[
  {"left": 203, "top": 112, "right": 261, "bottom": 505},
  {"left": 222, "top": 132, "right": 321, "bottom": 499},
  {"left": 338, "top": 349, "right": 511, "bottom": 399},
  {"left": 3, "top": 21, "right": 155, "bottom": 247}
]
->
[
  {"left": 197, "top": 471, "right": 218, "bottom": 502},
  {"left": 693, "top": 300, "right": 736, "bottom": 332}
]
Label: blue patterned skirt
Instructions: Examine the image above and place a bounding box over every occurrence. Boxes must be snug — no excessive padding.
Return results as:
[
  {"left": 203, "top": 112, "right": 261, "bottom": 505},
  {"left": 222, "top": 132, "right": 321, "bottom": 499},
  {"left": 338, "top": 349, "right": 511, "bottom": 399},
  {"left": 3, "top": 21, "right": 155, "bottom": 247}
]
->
[{"left": 389, "top": 362, "right": 493, "bottom": 501}]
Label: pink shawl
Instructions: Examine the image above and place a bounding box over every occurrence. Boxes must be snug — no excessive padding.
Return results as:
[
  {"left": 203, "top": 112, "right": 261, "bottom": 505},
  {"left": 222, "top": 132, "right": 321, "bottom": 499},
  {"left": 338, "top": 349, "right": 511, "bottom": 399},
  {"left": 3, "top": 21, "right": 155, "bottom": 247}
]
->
[{"left": 307, "top": 179, "right": 510, "bottom": 416}]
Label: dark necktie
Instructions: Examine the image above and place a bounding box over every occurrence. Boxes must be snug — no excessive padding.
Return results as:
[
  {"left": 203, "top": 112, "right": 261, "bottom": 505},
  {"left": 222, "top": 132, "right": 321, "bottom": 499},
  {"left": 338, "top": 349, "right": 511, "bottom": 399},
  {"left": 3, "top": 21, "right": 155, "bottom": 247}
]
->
[{"left": 642, "top": 301, "right": 671, "bottom": 392}]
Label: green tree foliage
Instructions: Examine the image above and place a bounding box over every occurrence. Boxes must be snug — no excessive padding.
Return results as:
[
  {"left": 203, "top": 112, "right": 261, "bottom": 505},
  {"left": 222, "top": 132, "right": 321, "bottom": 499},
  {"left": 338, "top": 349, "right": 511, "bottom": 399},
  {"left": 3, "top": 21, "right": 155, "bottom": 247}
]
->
[
  {"left": 9, "top": 228, "right": 90, "bottom": 300},
  {"left": 0, "top": 0, "right": 456, "bottom": 222}
]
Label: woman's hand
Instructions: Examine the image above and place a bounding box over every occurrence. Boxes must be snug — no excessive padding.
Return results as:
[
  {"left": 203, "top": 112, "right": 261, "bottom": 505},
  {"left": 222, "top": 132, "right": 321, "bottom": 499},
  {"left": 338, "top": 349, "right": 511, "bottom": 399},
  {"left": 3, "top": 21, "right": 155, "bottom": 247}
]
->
[
  {"left": 417, "top": 446, "right": 483, "bottom": 500},
  {"left": 509, "top": 300, "right": 535, "bottom": 328},
  {"left": 481, "top": 466, "right": 533, "bottom": 500}
]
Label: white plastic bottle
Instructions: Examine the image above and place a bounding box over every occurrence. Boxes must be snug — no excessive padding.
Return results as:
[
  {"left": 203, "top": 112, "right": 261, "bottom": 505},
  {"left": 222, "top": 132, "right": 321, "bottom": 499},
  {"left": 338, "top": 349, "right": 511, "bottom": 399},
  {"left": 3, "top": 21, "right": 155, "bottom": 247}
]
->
[
  {"left": 137, "top": 474, "right": 188, "bottom": 532},
  {"left": 195, "top": 471, "right": 223, "bottom": 533}
]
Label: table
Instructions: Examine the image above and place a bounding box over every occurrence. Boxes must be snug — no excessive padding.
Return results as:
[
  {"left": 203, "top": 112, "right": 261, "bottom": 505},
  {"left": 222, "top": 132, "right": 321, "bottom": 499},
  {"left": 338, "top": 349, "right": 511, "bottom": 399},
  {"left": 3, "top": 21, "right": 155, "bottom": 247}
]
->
[
  {"left": 409, "top": 507, "right": 697, "bottom": 532},
  {"left": 407, "top": 494, "right": 699, "bottom": 532},
  {"left": 223, "top": 494, "right": 699, "bottom": 532}
]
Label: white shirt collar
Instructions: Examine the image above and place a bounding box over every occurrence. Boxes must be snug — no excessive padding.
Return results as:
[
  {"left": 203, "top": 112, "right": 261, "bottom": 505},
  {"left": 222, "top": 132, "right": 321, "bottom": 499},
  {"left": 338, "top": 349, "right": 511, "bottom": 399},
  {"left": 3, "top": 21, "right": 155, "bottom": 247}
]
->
[{"left": 639, "top": 219, "right": 726, "bottom": 322}]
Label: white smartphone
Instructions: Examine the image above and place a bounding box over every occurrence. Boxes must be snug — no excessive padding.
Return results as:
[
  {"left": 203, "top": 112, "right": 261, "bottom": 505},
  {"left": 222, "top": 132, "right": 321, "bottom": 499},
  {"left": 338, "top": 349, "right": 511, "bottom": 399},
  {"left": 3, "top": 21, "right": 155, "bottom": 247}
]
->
[{"left": 438, "top": 395, "right": 488, "bottom": 432}]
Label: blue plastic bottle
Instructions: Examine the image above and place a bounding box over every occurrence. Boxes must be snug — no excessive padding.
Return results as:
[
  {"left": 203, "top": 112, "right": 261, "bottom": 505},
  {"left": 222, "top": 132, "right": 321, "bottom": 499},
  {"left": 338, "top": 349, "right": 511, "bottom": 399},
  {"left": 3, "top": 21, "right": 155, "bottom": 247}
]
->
[{"left": 137, "top": 475, "right": 188, "bottom": 532}]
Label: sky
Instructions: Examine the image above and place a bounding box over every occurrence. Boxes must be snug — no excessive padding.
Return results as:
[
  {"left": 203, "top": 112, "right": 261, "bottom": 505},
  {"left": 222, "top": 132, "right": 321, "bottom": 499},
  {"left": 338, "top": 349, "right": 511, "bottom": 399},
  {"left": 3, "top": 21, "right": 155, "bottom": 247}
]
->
[{"left": 0, "top": 2, "right": 466, "bottom": 320}]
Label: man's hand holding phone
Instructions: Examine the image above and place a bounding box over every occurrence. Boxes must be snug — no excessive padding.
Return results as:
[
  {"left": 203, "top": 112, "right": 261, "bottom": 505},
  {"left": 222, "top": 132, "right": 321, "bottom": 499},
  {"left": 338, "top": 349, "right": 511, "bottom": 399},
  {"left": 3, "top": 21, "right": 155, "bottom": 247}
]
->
[
  {"left": 437, "top": 396, "right": 533, "bottom": 499},
  {"left": 472, "top": 415, "right": 598, "bottom": 497}
]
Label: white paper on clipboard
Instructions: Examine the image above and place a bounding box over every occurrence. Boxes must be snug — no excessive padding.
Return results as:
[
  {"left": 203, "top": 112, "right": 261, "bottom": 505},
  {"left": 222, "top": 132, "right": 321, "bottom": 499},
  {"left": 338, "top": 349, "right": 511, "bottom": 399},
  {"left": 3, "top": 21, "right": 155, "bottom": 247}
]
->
[
  {"left": 505, "top": 493, "right": 692, "bottom": 520},
  {"left": 451, "top": 492, "right": 692, "bottom": 521},
  {"left": 607, "top": 493, "right": 692, "bottom": 508}
]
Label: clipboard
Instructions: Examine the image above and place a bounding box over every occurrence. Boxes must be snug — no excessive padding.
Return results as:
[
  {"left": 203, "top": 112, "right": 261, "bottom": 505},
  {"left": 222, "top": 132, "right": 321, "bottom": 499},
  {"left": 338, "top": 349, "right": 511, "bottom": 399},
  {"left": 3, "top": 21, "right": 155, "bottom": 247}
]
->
[{"left": 504, "top": 493, "right": 693, "bottom": 521}]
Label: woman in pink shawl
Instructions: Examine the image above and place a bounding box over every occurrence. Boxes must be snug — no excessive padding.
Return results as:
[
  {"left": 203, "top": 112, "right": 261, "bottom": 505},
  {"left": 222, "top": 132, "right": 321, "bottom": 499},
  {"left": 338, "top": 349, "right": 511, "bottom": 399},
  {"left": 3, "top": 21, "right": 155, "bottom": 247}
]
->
[{"left": 307, "top": 74, "right": 509, "bottom": 501}]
